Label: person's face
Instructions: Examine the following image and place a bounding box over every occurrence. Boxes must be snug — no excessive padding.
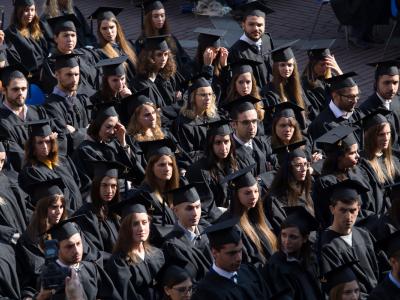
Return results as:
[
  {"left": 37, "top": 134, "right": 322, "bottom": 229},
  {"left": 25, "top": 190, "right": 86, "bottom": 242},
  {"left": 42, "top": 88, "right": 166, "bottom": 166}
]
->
[
  {"left": 138, "top": 104, "right": 157, "bottom": 130},
  {"left": 131, "top": 212, "right": 150, "bottom": 244},
  {"left": 107, "top": 75, "right": 126, "bottom": 93},
  {"left": 21, "top": 5, "right": 35, "bottom": 26},
  {"left": 100, "top": 20, "right": 117, "bottom": 43},
  {"left": 151, "top": 8, "right": 166, "bottom": 29},
  {"left": 56, "top": 66, "right": 80, "bottom": 92},
  {"left": 233, "top": 109, "right": 258, "bottom": 141},
  {"left": 376, "top": 123, "right": 391, "bottom": 151},
  {"left": 280, "top": 227, "right": 307, "bottom": 255},
  {"left": 291, "top": 157, "right": 309, "bottom": 182},
  {"left": 242, "top": 16, "right": 265, "bottom": 41},
  {"left": 98, "top": 116, "right": 119, "bottom": 142},
  {"left": 34, "top": 135, "right": 52, "bottom": 161},
  {"left": 235, "top": 72, "right": 252, "bottom": 96},
  {"left": 238, "top": 183, "right": 259, "bottom": 209},
  {"left": 194, "top": 86, "right": 213, "bottom": 112},
  {"left": 153, "top": 50, "right": 169, "bottom": 70},
  {"left": 212, "top": 134, "right": 231, "bottom": 160},
  {"left": 153, "top": 155, "right": 173, "bottom": 181},
  {"left": 341, "top": 280, "right": 360, "bottom": 300},
  {"left": 275, "top": 117, "right": 294, "bottom": 143},
  {"left": 313, "top": 60, "right": 327, "bottom": 77},
  {"left": 278, "top": 58, "right": 295, "bottom": 78},
  {"left": 4, "top": 78, "right": 28, "bottom": 109},
  {"left": 377, "top": 74, "right": 399, "bottom": 100},
  {"left": 47, "top": 198, "right": 64, "bottom": 226},
  {"left": 333, "top": 86, "right": 359, "bottom": 112},
  {"left": 212, "top": 241, "right": 243, "bottom": 272},
  {"left": 55, "top": 31, "right": 77, "bottom": 53},
  {"left": 339, "top": 143, "right": 359, "bottom": 169},
  {"left": 164, "top": 278, "right": 193, "bottom": 300},
  {"left": 330, "top": 201, "right": 360, "bottom": 232},
  {"left": 99, "top": 176, "right": 118, "bottom": 202},
  {"left": 0, "top": 152, "right": 5, "bottom": 172},
  {"left": 173, "top": 200, "right": 201, "bottom": 229},
  {"left": 58, "top": 233, "right": 83, "bottom": 265}
]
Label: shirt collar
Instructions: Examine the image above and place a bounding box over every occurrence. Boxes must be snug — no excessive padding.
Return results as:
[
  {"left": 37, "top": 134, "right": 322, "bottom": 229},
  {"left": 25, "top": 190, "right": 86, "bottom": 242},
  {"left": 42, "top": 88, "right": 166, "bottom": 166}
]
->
[
  {"left": 389, "top": 272, "right": 400, "bottom": 289},
  {"left": 2, "top": 101, "right": 28, "bottom": 120},
  {"left": 177, "top": 222, "right": 198, "bottom": 242},
  {"left": 376, "top": 92, "right": 392, "bottom": 109},
  {"left": 212, "top": 263, "right": 237, "bottom": 280},
  {"left": 52, "top": 86, "right": 74, "bottom": 98},
  {"left": 233, "top": 133, "right": 253, "bottom": 149},
  {"left": 329, "top": 100, "right": 353, "bottom": 119},
  {"left": 240, "top": 33, "right": 262, "bottom": 47}
]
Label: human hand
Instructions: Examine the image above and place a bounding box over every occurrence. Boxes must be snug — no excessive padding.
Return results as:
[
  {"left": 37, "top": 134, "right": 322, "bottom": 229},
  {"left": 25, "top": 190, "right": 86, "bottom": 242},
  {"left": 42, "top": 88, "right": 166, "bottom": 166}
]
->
[
  {"left": 66, "top": 125, "right": 76, "bottom": 134},
  {"left": 203, "top": 47, "right": 217, "bottom": 66},
  {"left": 114, "top": 122, "right": 126, "bottom": 146},
  {"left": 65, "top": 269, "right": 84, "bottom": 300},
  {"left": 325, "top": 55, "right": 342, "bottom": 75},
  {"left": 219, "top": 47, "right": 229, "bottom": 67}
]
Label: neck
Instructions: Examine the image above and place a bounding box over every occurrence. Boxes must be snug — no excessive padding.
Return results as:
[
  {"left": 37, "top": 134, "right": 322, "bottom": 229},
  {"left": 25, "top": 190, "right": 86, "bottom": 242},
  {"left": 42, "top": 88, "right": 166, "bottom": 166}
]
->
[
  {"left": 149, "top": 73, "right": 157, "bottom": 81},
  {"left": 5, "top": 100, "right": 24, "bottom": 115},
  {"left": 155, "top": 178, "right": 166, "bottom": 191},
  {"left": 57, "top": 84, "right": 74, "bottom": 96},
  {"left": 195, "top": 108, "right": 206, "bottom": 117},
  {"left": 142, "top": 128, "right": 153, "bottom": 137},
  {"left": 331, "top": 223, "right": 352, "bottom": 235},
  {"left": 236, "top": 133, "right": 250, "bottom": 144},
  {"left": 132, "top": 241, "right": 145, "bottom": 253},
  {"left": 244, "top": 32, "right": 260, "bottom": 42}
]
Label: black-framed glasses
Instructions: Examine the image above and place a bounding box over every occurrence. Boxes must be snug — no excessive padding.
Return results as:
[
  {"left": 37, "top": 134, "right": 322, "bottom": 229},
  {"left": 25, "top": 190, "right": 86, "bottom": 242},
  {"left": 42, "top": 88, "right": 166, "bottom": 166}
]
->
[
  {"left": 172, "top": 285, "right": 193, "bottom": 294},
  {"left": 338, "top": 93, "right": 360, "bottom": 102},
  {"left": 236, "top": 119, "right": 258, "bottom": 126}
]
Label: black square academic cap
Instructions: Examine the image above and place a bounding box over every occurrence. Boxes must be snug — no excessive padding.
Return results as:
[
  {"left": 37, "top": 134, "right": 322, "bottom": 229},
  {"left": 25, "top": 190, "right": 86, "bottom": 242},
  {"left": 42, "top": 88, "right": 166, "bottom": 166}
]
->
[
  {"left": 91, "top": 101, "right": 119, "bottom": 125},
  {"left": 194, "top": 27, "right": 226, "bottom": 49},
  {"left": 315, "top": 125, "right": 358, "bottom": 153},
  {"left": 220, "top": 164, "right": 257, "bottom": 189},
  {"left": 143, "top": 0, "right": 165, "bottom": 14},
  {"left": 238, "top": 0, "right": 274, "bottom": 19},
  {"left": 125, "top": 88, "right": 154, "bottom": 117},
  {"left": 230, "top": 58, "right": 263, "bottom": 77},
  {"left": 95, "top": 55, "right": 128, "bottom": 77},
  {"left": 329, "top": 179, "right": 369, "bottom": 203},
  {"left": 88, "top": 7, "right": 123, "bottom": 21},
  {"left": 272, "top": 139, "right": 307, "bottom": 156},
  {"left": 89, "top": 160, "right": 127, "bottom": 179},
  {"left": 167, "top": 183, "right": 200, "bottom": 206},
  {"left": 270, "top": 101, "right": 304, "bottom": 119},
  {"left": 139, "top": 138, "right": 176, "bottom": 160},
  {"left": 324, "top": 72, "right": 357, "bottom": 91},
  {"left": 367, "top": 60, "right": 400, "bottom": 78},
  {"left": 223, "top": 95, "right": 260, "bottom": 117},
  {"left": 0, "top": 65, "right": 28, "bottom": 87},
  {"left": 109, "top": 189, "right": 150, "bottom": 218},
  {"left": 23, "top": 119, "right": 53, "bottom": 137},
  {"left": 355, "top": 108, "right": 390, "bottom": 131},
  {"left": 376, "top": 230, "right": 400, "bottom": 257},
  {"left": 31, "top": 178, "right": 65, "bottom": 205},
  {"left": 46, "top": 14, "right": 79, "bottom": 35},
  {"left": 144, "top": 34, "right": 170, "bottom": 51},
  {"left": 271, "top": 40, "right": 299, "bottom": 62},
  {"left": 305, "top": 39, "right": 335, "bottom": 60},
  {"left": 198, "top": 119, "right": 233, "bottom": 136},
  {"left": 46, "top": 215, "right": 85, "bottom": 242},
  {"left": 54, "top": 53, "right": 80, "bottom": 71},
  {"left": 324, "top": 261, "right": 358, "bottom": 293},
  {"left": 283, "top": 206, "right": 319, "bottom": 234},
  {"left": 203, "top": 217, "right": 242, "bottom": 248},
  {"left": 13, "top": 0, "right": 34, "bottom": 6},
  {"left": 187, "top": 74, "right": 211, "bottom": 97}
]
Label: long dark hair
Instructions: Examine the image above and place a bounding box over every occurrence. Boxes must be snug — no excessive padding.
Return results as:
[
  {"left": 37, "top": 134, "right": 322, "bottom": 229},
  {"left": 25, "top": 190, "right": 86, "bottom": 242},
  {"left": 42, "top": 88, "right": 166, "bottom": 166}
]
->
[
  {"left": 90, "top": 176, "right": 120, "bottom": 222},
  {"left": 24, "top": 134, "right": 59, "bottom": 166}
]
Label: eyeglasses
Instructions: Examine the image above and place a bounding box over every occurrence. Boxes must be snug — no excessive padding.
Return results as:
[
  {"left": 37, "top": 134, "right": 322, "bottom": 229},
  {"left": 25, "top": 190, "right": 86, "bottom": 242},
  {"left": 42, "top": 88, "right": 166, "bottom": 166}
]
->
[
  {"left": 172, "top": 285, "right": 193, "bottom": 294},
  {"left": 236, "top": 119, "right": 258, "bottom": 126},
  {"left": 196, "top": 92, "right": 214, "bottom": 98},
  {"left": 338, "top": 93, "right": 360, "bottom": 102},
  {"left": 291, "top": 162, "right": 310, "bottom": 170}
]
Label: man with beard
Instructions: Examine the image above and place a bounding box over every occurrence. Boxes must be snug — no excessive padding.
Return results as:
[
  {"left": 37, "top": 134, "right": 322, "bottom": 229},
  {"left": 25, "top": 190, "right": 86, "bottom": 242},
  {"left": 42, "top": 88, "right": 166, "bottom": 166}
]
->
[
  {"left": 359, "top": 60, "right": 400, "bottom": 150},
  {"left": 320, "top": 179, "right": 379, "bottom": 299},
  {"left": 228, "top": 0, "right": 274, "bottom": 91},
  {"left": 44, "top": 53, "right": 91, "bottom": 156}
]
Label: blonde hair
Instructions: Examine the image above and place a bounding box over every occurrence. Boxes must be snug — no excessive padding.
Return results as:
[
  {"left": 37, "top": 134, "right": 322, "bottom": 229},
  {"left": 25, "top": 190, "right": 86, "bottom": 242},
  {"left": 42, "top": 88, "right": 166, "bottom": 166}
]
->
[
  {"left": 180, "top": 89, "right": 218, "bottom": 120},
  {"left": 42, "top": 0, "right": 74, "bottom": 17},
  {"left": 127, "top": 103, "right": 164, "bottom": 141}
]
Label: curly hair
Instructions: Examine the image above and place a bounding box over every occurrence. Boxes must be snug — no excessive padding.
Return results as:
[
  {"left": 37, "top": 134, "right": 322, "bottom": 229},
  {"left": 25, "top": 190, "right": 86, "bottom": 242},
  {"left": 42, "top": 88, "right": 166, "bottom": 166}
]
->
[
  {"left": 11, "top": 4, "right": 43, "bottom": 40},
  {"left": 127, "top": 103, "right": 164, "bottom": 141},
  {"left": 180, "top": 87, "right": 218, "bottom": 120},
  {"left": 137, "top": 48, "right": 176, "bottom": 79}
]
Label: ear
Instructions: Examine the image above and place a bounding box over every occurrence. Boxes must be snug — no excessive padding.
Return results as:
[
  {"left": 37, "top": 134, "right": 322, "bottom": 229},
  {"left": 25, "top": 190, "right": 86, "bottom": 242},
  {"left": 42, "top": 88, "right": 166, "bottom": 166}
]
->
[
  {"left": 211, "top": 247, "right": 219, "bottom": 260},
  {"left": 164, "top": 286, "right": 171, "bottom": 296},
  {"left": 329, "top": 204, "right": 335, "bottom": 215},
  {"left": 231, "top": 121, "right": 237, "bottom": 130}
]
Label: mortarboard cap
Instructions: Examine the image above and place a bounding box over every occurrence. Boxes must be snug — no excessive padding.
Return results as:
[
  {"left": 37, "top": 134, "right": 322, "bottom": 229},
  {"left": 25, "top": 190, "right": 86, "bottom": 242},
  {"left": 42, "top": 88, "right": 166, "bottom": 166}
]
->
[
  {"left": 161, "top": 265, "right": 190, "bottom": 287},
  {"left": 329, "top": 179, "right": 369, "bottom": 203},
  {"left": 367, "top": 60, "right": 400, "bottom": 78},
  {"left": 238, "top": 0, "right": 274, "bottom": 19},
  {"left": 13, "top": 0, "right": 34, "bottom": 6},
  {"left": 109, "top": 189, "right": 150, "bottom": 218},
  {"left": 32, "top": 178, "right": 65, "bottom": 204},
  {"left": 46, "top": 14, "right": 79, "bottom": 35},
  {"left": 88, "top": 7, "right": 123, "bottom": 21},
  {"left": 204, "top": 218, "right": 242, "bottom": 248},
  {"left": 95, "top": 56, "right": 128, "bottom": 77},
  {"left": 54, "top": 53, "right": 80, "bottom": 71},
  {"left": 305, "top": 39, "right": 335, "bottom": 60},
  {"left": 230, "top": 58, "right": 263, "bottom": 77},
  {"left": 144, "top": 0, "right": 165, "bottom": 14},
  {"left": 144, "top": 34, "right": 170, "bottom": 51},
  {"left": 271, "top": 40, "right": 299, "bottom": 62},
  {"left": 272, "top": 140, "right": 307, "bottom": 156},
  {"left": 126, "top": 88, "right": 154, "bottom": 116},
  {"left": 271, "top": 101, "right": 304, "bottom": 119},
  {"left": 315, "top": 125, "right": 358, "bottom": 153},
  {"left": 47, "top": 215, "right": 84, "bottom": 242},
  {"left": 194, "top": 27, "right": 226, "bottom": 49},
  {"left": 376, "top": 230, "right": 400, "bottom": 257},
  {"left": 139, "top": 138, "right": 176, "bottom": 160},
  {"left": 220, "top": 164, "right": 257, "bottom": 189},
  {"left": 325, "top": 72, "right": 357, "bottom": 91},
  {"left": 223, "top": 95, "right": 260, "bottom": 117},
  {"left": 167, "top": 184, "right": 200, "bottom": 206},
  {"left": 324, "top": 262, "right": 358, "bottom": 293},
  {"left": 283, "top": 206, "right": 319, "bottom": 234},
  {"left": 187, "top": 74, "right": 211, "bottom": 97},
  {"left": 198, "top": 119, "right": 232, "bottom": 136},
  {"left": 0, "top": 65, "right": 28, "bottom": 87},
  {"left": 90, "top": 160, "right": 126, "bottom": 179},
  {"left": 23, "top": 119, "right": 53, "bottom": 137},
  {"left": 356, "top": 108, "right": 390, "bottom": 131},
  {"left": 91, "top": 101, "right": 119, "bottom": 125}
]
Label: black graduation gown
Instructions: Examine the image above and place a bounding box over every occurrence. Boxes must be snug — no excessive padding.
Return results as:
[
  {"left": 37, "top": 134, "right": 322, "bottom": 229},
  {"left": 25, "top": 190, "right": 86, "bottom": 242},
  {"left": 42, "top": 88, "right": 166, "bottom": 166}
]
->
[
  {"left": 73, "top": 203, "right": 120, "bottom": 257},
  {"left": 133, "top": 75, "right": 166, "bottom": 108},
  {"left": 40, "top": 48, "right": 100, "bottom": 97},
  {"left": 320, "top": 227, "right": 379, "bottom": 298},
  {"left": 105, "top": 249, "right": 165, "bottom": 300},
  {"left": 228, "top": 33, "right": 274, "bottom": 90},
  {"left": 301, "top": 75, "right": 330, "bottom": 122},
  {"left": 192, "top": 263, "right": 270, "bottom": 300},
  {"left": 262, "top": 251, "right": 322, "bottom": 300},
  {"left": 162, "top": 223, "right": 212, "bottom": 282},
  {"left": 368, "top": 274, "right": 400, "bottom": 300},
  {"left": 18, "top": 157, "right": 83, "bottom": 211}
]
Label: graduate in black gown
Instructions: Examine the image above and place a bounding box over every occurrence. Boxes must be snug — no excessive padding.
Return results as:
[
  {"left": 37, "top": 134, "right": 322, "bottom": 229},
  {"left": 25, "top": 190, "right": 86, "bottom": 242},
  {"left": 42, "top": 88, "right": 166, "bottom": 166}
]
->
[
  {"left": 161, "top": 265, "right": 193, "bottom": 300},
  {"left": 369, "top": 231, "right": 400, "bottom": 300},
  {"left": 106, "top": 202, "right": 165, "bottom": 300},
  {"left": 92, "top": 7, "right": 138, "bottom": 87},
  {"left": 163, "top": 184, "right": 212, "bottom": 283},
  {"left": 323, "top": 262, "right": 361, "bottom": 300},
  {"left": 192, "top": 218, "right": 271, "bottom": 300},
  {"left": 186, "top": 119, "right": 238, "bottom": 222},
  {"left": 41, "top": 14, "right": 100, "bottom": 97},
  {"left": 4, "top": 0, "right": 48, "bottom": 84},
  {"left": 18, "top": 120, "right": 83, "bottom": 211},
  {"left": 228, "top": 1, "right": 274, "bottom": 91},
  {"left": 320, "top": 179, "right": 380, "bottom": 299},
  {"left": 263, "top": 206, "right": 322, "bottom": 300}
]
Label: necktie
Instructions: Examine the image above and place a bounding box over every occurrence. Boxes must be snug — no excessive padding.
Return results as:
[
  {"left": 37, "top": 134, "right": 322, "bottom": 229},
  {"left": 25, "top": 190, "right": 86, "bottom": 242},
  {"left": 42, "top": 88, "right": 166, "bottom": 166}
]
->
[{"left": 230, "top": 274, "right": 238, "bottom": 284}]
